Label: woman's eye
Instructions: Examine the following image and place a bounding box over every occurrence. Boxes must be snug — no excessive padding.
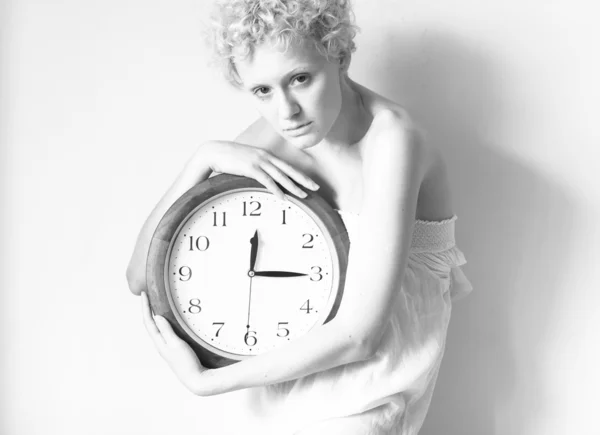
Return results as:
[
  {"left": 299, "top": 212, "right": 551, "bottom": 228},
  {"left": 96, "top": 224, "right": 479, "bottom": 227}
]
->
[
  {"left": 254, "top": 87, "right": 270, "bottom": 97},
  {"left": 294, "top": 74, "right": 309, "bottom": 85}
]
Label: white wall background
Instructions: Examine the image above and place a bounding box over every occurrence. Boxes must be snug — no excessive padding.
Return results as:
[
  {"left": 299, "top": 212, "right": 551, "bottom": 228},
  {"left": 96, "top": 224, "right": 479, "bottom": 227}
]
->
[{"left": 2, "top": 0, "right": 599, "bottom": 434}]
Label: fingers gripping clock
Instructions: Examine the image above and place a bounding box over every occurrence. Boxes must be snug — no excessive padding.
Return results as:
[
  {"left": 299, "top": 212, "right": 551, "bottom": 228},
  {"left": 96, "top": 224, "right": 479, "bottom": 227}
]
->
[{"left": 146, "top": 174, "right": 349, "bottom": 368}]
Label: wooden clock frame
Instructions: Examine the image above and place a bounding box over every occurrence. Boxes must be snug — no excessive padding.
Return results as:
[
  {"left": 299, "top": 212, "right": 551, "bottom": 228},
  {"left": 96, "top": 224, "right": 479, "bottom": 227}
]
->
[{"left": 146, "top": 174, "right": 350, "bottom": 369}]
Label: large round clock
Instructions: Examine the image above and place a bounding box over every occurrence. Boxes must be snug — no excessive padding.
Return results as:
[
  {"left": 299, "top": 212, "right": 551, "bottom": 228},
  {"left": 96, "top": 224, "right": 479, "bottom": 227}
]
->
[{"left": 146, "top": 174, "right": 350, "bottom": 368}]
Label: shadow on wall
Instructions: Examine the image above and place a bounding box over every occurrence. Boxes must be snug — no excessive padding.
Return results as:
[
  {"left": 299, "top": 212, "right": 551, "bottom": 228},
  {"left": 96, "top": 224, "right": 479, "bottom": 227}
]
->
[{"left": 366, "top": 27, "right": 580, "bottom": 435}]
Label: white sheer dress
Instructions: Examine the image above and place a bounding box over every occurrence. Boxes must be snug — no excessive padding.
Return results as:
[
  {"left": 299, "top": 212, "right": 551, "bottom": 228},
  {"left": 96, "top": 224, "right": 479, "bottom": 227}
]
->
[{"left": 242, "top": 210, "right": 473, "bottom": 435}]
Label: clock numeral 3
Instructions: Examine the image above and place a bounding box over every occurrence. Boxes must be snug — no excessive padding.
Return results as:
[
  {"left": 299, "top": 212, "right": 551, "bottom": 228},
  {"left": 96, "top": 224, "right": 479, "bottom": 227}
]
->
[
  {"left": 212, "top": 211, "right": 227, "bottom": 226},
  {"left": 300, "top": 299, "right": 313, "bottom": 314},
  {"left": 277, "top": 322, "right": 290, "bottom": 337},
  {"left": 212, "top": 322, "right": 225, "bottom": 337},
  {"left": 188, "top": 298, "right": 202, "bottom": 314},
  {"left": 242, "top": 201, "right": 262, "bottom": 216},
  {"left": 302, "top": 233, "right": 315, "bottom": 248},
  {"left": 309, "top": 266, "right": 322, "bottom": 281},
  {"left": 188, "top": 235, "right": 210, "bottom": 251},
  {"left": 178, "top": 266, "right": 192, "bottom": 281},
  {"left": 244, "top": 330, "right": 258, "bottom": 347}
]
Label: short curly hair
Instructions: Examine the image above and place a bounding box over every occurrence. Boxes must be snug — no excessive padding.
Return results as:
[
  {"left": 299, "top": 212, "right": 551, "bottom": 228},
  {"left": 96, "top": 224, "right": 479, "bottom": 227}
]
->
[{"left": 202, "top": 0, "right": 360, "bottom": 88}]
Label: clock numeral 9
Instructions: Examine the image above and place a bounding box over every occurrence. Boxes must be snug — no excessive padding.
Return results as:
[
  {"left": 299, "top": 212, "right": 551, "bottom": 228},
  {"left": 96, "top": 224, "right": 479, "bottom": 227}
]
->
[
  {"left": 188, "top": 235, "right": 209, "bottom": 251},
  {"left": 243, "top": 201, "right": 262, "bottom": 216},
  {"left": 277, "top": 322, "right": 290, "bottom": 337},
  {"left": 309, "top": 266, "right": 322, "bottom": 281},
  {"left": 178, "top": 266, "right": 192, "bottom": 281},
  {"left": 188, "top": 298, "right": 202, "bottom": 314},
  {"left": 302, "top": 233, "right": 314, "bottom": 248},
  {"left": 212, "top": 211, "right": 227, "bottom": 227},
  {"left": 244, "top": 330, "right": 257, "bottom": 347},
  {"left": 300, "top": 299, "right": 313, "bottom": 314}
]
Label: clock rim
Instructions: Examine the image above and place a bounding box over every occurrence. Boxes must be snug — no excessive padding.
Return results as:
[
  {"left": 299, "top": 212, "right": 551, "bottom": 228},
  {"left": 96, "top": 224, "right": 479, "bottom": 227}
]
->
[{"left": 146, "top": 174, "right": 350, "bottom": 369}]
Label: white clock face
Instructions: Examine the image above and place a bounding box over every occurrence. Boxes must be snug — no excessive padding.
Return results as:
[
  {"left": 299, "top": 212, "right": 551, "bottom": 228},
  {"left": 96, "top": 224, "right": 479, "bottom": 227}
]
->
[{"left": 164, "top": 188, "right": 340, "bottom": 358}]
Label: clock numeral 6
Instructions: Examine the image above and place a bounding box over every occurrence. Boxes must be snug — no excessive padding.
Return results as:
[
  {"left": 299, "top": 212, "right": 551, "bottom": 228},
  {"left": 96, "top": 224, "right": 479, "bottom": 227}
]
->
[
  {"left": 309, "top": 266, "right": 322, "bottom": 281},
  {"left": 302, "top": 233, "right": 314, "bottom": 248},
  {"left": 212, "top": 211, "right": 227, "bottom": 227},
  {"left": 178, "top": 266, "right": 192, "bottom": 281},
  {"left": 244, "top": 330, "right": 258, "bottom": 347},
  {"left": 188, "top": 298, "right": 202, "bottom": 314},
  {"left": 212, "top": 322, "right": 225, "bottom": 337},
  {"left": 188, "top": 235, "right": 209, "bottom": 251},
  {"left": 277, "top": 322, "right": 290, "bottom": 337},
  {"left": 243, "top": 201, "right": 262, "bottom": 216}
]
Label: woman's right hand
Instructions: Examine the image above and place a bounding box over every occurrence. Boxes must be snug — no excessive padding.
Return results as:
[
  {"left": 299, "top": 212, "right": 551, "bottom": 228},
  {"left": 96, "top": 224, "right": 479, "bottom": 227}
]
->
[{"left": 199, "top": 140, "right": 320, "bottom": 200}]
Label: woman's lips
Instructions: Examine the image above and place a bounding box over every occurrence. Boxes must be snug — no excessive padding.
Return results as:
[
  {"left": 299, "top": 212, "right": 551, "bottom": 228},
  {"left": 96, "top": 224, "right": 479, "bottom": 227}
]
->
[{"left": 284, "top": 122, "right": 312, "bottom": 136}]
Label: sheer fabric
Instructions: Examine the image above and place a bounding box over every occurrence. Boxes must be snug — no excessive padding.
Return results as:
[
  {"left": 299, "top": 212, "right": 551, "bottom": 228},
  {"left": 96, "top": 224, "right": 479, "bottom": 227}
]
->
[{"left": 242, "top": 210, "right": 473, "bottom": 434}]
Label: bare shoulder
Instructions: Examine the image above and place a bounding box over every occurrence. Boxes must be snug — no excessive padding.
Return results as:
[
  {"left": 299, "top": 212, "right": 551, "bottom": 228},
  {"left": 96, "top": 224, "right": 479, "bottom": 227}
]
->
[
  {"left": 354, "top": 82, "right": 440, "bottom": 176},
  {"left": 361, "top": 108, "right": 454, "bottom": 220},
  {"left": 363, "top": 108, "right": 436, "bottom": 180}
]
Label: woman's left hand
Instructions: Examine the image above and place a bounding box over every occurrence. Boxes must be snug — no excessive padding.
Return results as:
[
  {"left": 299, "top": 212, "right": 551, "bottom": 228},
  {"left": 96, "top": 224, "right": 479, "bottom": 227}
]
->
[{"left": 141, "top": 291, "right": 210, "bottom": 395}]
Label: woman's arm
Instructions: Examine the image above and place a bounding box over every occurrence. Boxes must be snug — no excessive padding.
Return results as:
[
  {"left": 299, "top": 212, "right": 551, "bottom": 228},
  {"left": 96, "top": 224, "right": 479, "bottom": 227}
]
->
[
  {"left": 190, "top": 110, "right": 430, "bottom": 396},
  {"left": 127, "top": 118, "right": 271, "bottom": 295},
  {"left": 195, "top": 309, "right": 371, "bottom": 395},
  {"left": 126, "top": 143, "right": 214, "bottom": 295},
  {"left": 335, "top": 111, "right": 429, "bottom": 352}
]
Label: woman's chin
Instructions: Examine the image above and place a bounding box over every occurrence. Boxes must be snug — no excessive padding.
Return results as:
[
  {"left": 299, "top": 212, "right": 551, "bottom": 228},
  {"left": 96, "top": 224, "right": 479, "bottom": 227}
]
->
[
  {"left": 284, "top": 132, "right": 323, "bottom": 150},
  {"left": 290, "top": 138, "right": 320, "bottom": 151}
]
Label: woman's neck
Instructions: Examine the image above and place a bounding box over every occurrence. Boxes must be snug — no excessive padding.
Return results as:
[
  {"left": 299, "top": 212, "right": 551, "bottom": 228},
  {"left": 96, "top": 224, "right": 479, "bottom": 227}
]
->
[{"left": 306, "top": 76, "right": 374, "bottom": 161}]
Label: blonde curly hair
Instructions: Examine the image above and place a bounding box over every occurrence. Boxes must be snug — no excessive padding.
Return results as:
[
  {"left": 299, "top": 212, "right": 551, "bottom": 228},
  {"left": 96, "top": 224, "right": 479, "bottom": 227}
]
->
[{"left": 202, "top": 0, "right": 360, "bottom": 88}]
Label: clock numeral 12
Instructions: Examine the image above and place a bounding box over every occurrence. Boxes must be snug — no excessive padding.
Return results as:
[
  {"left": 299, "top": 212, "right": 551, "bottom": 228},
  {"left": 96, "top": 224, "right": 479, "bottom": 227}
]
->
[
  {"left": 212, "top": 211, "right": 227, "bottom": 226},
  {"left": 189, "top": 235, "right": 209, "bottom": 251},
  {"left": 243, "top": 201, "right": 262, "bottom": 216}
]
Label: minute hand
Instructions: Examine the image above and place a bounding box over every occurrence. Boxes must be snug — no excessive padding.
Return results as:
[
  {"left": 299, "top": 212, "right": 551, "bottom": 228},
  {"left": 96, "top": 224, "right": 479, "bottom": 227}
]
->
[{"left": 253, "top": 271, "right": 308, "bottom": 278}]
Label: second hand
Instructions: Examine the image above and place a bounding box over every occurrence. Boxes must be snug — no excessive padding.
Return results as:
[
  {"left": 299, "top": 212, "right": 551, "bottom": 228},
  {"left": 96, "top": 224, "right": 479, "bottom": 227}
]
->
[
  {"left": 246, "top": 276, "right": 253, "bottom": 332},
  {"left": 247, "top": 229, "right": 258, "bottom": 340}
]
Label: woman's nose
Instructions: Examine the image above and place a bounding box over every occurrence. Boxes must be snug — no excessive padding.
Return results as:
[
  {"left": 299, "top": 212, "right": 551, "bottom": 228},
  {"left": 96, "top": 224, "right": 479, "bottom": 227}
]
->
[{"left": 278, "top": 91, "right": 300, "bottom": 120}]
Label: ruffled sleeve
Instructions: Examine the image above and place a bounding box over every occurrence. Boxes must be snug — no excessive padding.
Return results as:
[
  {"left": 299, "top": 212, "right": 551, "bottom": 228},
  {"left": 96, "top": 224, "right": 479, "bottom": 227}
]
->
[
  {"left": 442, "top": 245, "right": 473, "bottom": 302},
  {"left": 409, "top": 245, "right": 474, "bottom": 302},
  {"left": 449, "top": 262, "right": 473, "bottom": 301}
]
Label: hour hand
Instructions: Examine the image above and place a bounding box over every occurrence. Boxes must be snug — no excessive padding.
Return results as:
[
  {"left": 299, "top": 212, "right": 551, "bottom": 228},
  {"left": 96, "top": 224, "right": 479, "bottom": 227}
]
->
[
  {"left": 253, "top": 271, "right": 308, "bottom": 278},
  {"left": 249, "top": 230, "right": 258, "bottom": 272}
]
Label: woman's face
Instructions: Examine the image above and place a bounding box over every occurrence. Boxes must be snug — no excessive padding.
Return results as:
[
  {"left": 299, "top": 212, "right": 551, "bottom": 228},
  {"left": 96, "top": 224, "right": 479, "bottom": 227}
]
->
[{"left": 234, "top": 38, "right": 343, "bottom": 149}]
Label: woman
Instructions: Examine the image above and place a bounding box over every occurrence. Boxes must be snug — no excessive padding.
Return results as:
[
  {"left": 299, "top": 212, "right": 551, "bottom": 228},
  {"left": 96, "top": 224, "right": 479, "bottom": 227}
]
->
[{"left": 126, "top": 0, "right": 473, "bottom": 433}]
